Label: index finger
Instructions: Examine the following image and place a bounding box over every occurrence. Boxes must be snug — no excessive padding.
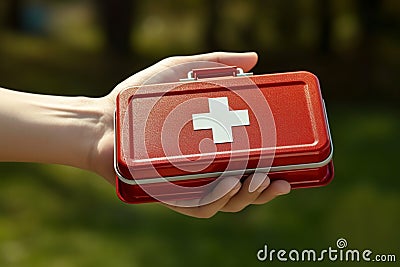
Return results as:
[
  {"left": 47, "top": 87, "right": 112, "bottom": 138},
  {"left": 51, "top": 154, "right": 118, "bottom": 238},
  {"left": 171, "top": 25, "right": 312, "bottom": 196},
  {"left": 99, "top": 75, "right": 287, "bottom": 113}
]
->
[
  {"left": 113, "top": 52, "right": 259, "bottom": 93},
  {"left": 165, "top": 52, "right": 259, "bottom": 73}
]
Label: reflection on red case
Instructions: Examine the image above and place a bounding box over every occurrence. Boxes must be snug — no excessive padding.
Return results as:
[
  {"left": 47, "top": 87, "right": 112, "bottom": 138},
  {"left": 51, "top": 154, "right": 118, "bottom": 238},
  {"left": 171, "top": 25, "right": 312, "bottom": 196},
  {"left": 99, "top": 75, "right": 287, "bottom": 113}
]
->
[{"left": 115, "top": 67, "right": 334, "bottom": 204}]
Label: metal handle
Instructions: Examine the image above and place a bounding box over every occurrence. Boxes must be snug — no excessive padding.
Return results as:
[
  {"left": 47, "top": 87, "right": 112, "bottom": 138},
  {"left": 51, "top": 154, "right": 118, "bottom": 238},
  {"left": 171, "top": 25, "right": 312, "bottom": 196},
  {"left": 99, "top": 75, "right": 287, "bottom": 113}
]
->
[{"left": 180, "top": 66, "right": 252, "bottom": 81}]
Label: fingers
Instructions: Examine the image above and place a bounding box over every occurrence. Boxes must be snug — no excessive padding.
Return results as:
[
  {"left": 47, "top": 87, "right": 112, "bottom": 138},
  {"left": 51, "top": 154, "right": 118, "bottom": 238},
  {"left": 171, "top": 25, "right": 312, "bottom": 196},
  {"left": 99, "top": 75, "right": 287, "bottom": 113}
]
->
[
  {"left": 163, "top": 175, "right": 291, "bottom": 218},
  {"left": 114, "top": 52, "right": 259, "bottom": 92},
  {"left": 252, "top": 180, "right": 291, "bottom": 205},
  {"left": 220, "top": 173, "right": 270, "bottom": 212},
  {"left": 164, "top": 51, "right": 259, "bottom": 72},
  {"left": 162, "top": 176, "right": 241, "bottom": 218}
]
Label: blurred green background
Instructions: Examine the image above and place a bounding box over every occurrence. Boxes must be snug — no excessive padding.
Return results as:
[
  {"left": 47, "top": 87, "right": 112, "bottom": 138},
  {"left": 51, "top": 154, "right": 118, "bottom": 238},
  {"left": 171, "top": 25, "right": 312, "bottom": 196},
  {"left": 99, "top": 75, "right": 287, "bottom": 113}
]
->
[{"left": 0, "top": 0, "right": 399, "bottom": 266}]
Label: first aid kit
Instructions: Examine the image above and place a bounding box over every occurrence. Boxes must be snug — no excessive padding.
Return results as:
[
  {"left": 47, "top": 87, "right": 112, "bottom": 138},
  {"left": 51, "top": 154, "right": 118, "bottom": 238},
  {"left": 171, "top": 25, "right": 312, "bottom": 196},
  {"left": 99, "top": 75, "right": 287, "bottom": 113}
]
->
[{"left": 114, "top": 66, "right": 334, "bottom": 204}]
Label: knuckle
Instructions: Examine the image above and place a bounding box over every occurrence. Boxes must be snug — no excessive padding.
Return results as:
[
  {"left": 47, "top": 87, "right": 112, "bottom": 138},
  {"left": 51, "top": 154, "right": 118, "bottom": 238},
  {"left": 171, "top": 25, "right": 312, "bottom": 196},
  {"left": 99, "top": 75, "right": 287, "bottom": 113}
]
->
[
  {"left": 160, "top": 55, "right": 183, "bottom": 65},
  {"left": 196, "top": 209, "right": 217, "bottom": 219},
  {"left": 254, "top": 196, "right": 275, "bottom": 205},
  {"left": 158, "top": 57, "right": 175, "bottom": 66},
  {"left": 224, "top": 205, "right": 245, "bottom": 213}
]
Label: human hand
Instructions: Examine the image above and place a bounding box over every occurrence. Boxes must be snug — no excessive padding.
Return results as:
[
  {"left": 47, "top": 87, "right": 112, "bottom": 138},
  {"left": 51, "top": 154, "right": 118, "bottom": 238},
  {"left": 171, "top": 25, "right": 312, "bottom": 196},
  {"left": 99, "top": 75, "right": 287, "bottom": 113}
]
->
[
  {"left": 90, "top": 52, "right": 290, "bottom": 217},
  {"left": 0, "top": 51, "right": 290, "bottom": 217}
]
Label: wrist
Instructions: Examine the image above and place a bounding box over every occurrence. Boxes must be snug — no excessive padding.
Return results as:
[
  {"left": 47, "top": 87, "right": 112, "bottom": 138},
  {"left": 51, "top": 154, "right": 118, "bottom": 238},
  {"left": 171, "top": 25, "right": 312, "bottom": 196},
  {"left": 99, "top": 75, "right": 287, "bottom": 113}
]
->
[
  {"left": 84, "top": 96, "right": 116, "bottom": 181},
  {"left": 57, "top": 96, "right": 108, "bottom": 171}
]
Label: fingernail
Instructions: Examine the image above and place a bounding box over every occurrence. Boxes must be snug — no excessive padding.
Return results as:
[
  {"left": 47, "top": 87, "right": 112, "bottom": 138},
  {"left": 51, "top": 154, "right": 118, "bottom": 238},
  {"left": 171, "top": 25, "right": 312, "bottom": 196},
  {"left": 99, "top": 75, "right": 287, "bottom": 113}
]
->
[
  {"left": 277, "top": 190, "right": 290, "bottom": 196},
  {"left": 248, "top": 173, "right": 269, "bottom": 193},
  {"left": 256, "top": 179, "right": 271, "bottom": 193},
  {"left": 276, "top": 182, "right": 291, "bottom": 195}
]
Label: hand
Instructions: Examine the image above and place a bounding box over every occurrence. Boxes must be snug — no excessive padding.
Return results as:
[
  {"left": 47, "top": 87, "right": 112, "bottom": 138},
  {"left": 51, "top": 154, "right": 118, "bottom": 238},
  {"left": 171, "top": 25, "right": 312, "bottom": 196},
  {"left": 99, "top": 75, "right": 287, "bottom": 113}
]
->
[
  {"left": 91, "top": 52, "right": 291, "bottom": 218},
  {"left": 0, "top": 51, "right": 290, "bottom": 216}
]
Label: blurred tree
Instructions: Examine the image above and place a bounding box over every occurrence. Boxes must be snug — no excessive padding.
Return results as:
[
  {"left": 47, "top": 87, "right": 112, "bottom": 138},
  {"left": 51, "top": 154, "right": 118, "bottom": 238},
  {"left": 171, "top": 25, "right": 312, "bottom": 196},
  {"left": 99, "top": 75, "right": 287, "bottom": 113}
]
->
[
  {"left": 276, "top": 0, "right": 299, "bottom": 49},
  {"left": 235, "top": 0, "right": 258, "bottom": 51},
  {"left": 4, "top": 0, "right": 23, "bottom": 31},
  {"left": 95, "top": 0, "right": 136, "bottom": 57},
  {"left": 318, "top": 0, "right": 333, "bottom": 54},
  {"left": 358, "top": 0, "right": 381, "bottom": 51},
  {"left": 358, "top": 0, "right": 381, "bottom": 38},
  {"left": 357, "top": 0, "right": 381, "bottom": 93},
  {"left": 205, "top": 0, "right": 223, "bottom": 50}
]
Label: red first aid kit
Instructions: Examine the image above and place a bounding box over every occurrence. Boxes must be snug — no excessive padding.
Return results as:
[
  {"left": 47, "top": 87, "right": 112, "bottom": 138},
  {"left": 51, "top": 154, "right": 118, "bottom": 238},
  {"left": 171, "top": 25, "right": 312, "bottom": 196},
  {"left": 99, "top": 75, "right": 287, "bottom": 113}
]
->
[{"left": 115, "top": 66, "right": 334, "bottom": 204}]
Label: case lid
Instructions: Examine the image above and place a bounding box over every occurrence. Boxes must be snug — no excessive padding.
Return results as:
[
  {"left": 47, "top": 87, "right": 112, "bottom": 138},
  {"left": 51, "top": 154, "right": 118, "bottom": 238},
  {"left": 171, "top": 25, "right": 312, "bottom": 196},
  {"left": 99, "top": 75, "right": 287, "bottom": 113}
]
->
[{"left": 116, "top": 70, "right": 331, "bottom": 182}]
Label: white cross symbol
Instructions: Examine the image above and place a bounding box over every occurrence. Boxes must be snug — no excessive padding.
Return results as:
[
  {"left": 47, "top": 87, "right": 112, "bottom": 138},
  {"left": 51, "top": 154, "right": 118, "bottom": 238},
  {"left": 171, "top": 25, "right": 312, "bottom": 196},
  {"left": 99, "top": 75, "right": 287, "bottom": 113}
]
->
[{"left": 192, "top": 97, "right": 250, "bottom": 144}]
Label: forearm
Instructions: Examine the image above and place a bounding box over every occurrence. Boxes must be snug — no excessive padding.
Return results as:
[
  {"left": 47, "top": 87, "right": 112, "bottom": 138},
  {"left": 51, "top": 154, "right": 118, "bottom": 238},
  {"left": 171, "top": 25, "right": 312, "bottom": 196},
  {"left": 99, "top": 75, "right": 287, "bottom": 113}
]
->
[{"left": 0, "top": 87, "right": 104, "bottom": 171}]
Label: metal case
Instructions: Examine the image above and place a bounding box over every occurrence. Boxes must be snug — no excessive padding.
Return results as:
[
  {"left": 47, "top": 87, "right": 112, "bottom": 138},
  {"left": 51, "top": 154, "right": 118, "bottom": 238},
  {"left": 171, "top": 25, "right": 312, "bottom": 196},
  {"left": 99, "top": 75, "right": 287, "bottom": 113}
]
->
[{"left": 115, "top": 67, "right": 334, "bottom": 204}]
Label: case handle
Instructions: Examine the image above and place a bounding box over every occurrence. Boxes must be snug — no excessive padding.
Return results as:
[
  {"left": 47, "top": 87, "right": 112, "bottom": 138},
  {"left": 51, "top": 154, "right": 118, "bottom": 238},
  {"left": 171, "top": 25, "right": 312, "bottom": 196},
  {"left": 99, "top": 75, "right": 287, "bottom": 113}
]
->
[{"left": 180, "top": 66, "right": 252, "bottom": 81}]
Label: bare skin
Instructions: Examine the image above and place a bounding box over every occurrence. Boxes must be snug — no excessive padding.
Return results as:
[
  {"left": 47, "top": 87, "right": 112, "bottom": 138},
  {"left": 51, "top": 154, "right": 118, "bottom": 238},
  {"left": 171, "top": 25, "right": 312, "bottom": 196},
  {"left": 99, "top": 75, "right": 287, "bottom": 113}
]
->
[{"left": 0, "top": 52, "right": 290, "bottom": 218}]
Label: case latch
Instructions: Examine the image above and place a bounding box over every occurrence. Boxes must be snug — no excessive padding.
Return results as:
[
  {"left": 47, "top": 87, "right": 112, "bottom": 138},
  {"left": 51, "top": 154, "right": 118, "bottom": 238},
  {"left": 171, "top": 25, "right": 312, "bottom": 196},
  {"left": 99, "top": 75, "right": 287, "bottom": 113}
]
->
[{"left": 180, "top": 66, "right": 253, "bottom": 81}]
